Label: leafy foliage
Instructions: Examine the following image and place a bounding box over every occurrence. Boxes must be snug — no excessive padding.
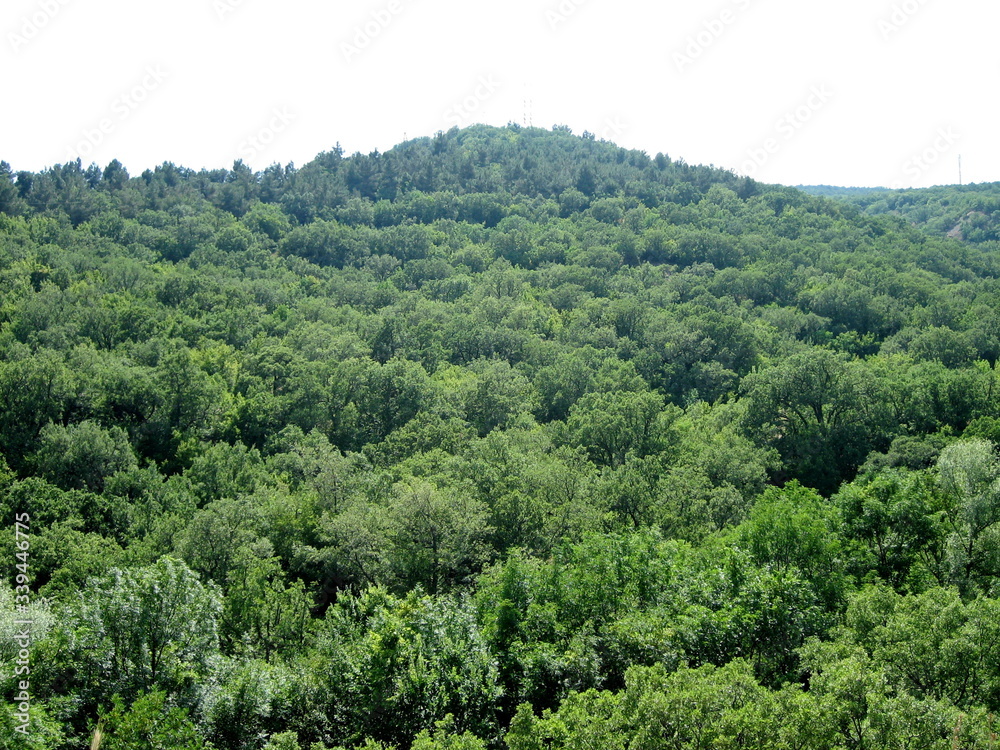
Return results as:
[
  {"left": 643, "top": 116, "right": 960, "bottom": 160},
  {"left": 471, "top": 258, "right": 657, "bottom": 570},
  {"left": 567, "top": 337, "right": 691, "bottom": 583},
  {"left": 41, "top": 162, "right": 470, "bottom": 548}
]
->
[{"left": 6, "top": 126, "right": 1000, "bottom": 748}]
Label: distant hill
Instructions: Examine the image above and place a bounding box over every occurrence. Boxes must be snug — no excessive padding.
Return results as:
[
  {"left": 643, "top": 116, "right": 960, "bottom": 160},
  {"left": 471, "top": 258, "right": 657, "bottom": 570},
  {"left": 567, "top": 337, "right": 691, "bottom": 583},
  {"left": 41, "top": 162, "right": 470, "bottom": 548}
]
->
[
  {"left": 798, "top": 181, "right": 1000, "bottom": 244},
  {"left": 796, "top": 185, "right": 889, "bottom": 198}
]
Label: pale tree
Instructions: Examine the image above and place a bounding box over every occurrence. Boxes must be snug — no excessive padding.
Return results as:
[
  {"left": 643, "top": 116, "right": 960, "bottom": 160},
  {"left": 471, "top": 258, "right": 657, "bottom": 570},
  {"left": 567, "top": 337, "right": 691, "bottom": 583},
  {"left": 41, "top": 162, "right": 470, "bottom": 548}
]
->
[
  {"left": 936, "top": 439, "right": 1000, "bottom": 591},
  {"left": 71, "top": 557, "right": 221, "bottom": 706}
]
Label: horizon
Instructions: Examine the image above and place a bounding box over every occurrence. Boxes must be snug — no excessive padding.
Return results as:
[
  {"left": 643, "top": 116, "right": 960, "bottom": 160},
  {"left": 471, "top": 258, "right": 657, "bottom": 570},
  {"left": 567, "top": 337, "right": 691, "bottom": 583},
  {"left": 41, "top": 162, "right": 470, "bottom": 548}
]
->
[{"left": 3, "top": 122, "right": 993, "bottom": 195}]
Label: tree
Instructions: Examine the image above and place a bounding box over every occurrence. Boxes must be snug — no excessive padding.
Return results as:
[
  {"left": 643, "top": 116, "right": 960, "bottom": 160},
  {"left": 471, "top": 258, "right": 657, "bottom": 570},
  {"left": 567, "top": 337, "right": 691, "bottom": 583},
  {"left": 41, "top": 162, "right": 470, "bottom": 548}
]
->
[
  {"left": 1, "top": 477, "right": 128, "bottom": 540},
  {"left": 333, "top": 357, "right": 434, "bottom": 449},
  {"left": 936, "top": 439, "right": 1000, "bottom": 590},
  {"left": 0, "top": 160, "right": 23, "bottom": 212},
  {"left": 835, "top": 468, "right": 940, "bottom": 588},
  {"left": 533, "top": 347, "right": 604, "bottom": 422},
  {"left": 463, "top": 358, "right": 540, "bottom": 437},
  {"left": 319, "top": 589, "right": 502, "bottom": 748},
  {"left": 221, "top": 548, "right": 312, "bottom": 660},
  {"left": 200, "top": 659, "right": 287, "bottom": 750},
  {"left": 735, "top": 481, "right": 849, "bottom": 610},
  {"left": 741, "top": 349, "right": 891, "bottom": 493},
  {"left": 593, "top": 454, "right": 663, "bottom": 530},
  {"left": 505, "top": 661, "right": 780, "bottom": 750},
  {"left": 799, "top": 638, "right": 984, "bottom": 750},
  {"left": 31, "top": 521, "right": 125, "bottom": 597},
  {"left": 387, "top": 479, "right": 492, "bottom": 593},
  {"left": 0, "top": 349, "right": 74, "bottom": 470},
  {"left": 566, "top": 391, "right": 676, "bottom": 467},
  {"left": 70, "top": 557, "right": 221, "bottom": 706},
  {"left": 842, "top": 585, "right": 1000, "bottom": 712},
  {"left": 143, "top": 342, "right": 230, "bottom": 465},
  {"left": 100, "top": 158, "right": 130, "bottom": 191},
  {"left": 280, "top": 220, "right": 367, "bottom": 267},
  {"left": 242, "top": 201, "right": 293, "bottom": 242},
  {"left": 98, "top": 691, "right": 208, "bottom": 750},
  {"left": 174, "top": 496, "right": 263, "bottom": 585},
  {"left": 313, "top": 495, "right": 392, "bottom": 597},
  {"left": 31, "top": 420, "right": 137, "bottom": 493}
]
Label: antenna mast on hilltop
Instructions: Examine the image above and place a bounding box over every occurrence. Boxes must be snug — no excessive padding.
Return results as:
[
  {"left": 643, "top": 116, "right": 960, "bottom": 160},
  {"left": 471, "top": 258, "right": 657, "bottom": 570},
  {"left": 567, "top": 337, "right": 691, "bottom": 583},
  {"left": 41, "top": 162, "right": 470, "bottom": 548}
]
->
[{"left": 959, "top": 155, "right": 963, "bottom": 185}]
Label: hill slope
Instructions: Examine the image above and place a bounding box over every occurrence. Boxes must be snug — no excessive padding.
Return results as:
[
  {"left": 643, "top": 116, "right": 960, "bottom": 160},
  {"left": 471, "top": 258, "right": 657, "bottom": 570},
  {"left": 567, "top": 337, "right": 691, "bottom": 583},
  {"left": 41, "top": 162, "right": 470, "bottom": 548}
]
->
[
  {"left": 799, "top": 181, "right": 1000, "bottom": 244},
  {"left": 4, "top": 125, "right": 1000, "bottom": 749}
]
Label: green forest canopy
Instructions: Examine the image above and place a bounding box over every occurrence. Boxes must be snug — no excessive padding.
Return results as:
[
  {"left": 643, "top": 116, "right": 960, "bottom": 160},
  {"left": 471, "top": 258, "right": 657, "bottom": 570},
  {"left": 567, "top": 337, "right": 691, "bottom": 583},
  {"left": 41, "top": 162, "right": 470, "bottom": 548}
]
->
[{"left": 4, "top": 124, "right": 1000, "bottom": 748}]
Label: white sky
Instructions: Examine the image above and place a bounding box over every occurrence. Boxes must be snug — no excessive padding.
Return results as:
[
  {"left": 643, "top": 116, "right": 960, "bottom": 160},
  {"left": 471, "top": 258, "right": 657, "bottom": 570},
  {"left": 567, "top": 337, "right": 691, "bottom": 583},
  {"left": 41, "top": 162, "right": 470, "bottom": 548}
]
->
[{"left": 2, "top": 0, "right": 996, "bottom": 188}]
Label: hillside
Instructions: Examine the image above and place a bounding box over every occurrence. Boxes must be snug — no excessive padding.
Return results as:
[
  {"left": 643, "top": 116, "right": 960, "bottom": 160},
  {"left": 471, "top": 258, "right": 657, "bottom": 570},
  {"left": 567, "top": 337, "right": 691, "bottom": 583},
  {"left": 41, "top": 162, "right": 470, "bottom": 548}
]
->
[
  {"left": 4, "top": 124, "right": 1000, "bottom": 748},
  {"left": 800, "top": 181, "right": 1000, "bottom": 244}
]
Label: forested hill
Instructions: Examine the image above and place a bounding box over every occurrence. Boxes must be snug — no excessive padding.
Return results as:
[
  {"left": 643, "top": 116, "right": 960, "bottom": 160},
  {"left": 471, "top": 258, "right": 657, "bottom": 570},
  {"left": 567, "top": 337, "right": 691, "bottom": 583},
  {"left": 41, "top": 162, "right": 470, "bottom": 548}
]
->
[
  {"left": 1, "top": 123, "right": 758, "bottom": 223},
  {"left": 800, "top": 181, "right": 1000, "bottom": 244},
  {"left": 5, "top": 125, "right": 1000, "bottom": 748}
]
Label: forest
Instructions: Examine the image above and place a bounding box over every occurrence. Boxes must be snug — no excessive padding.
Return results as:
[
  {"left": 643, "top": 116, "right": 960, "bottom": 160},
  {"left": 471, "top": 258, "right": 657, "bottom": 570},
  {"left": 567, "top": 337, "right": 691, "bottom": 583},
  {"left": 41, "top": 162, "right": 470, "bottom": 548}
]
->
[{"left": 4, "top": 123, "right": 1000, "bottom": 748}]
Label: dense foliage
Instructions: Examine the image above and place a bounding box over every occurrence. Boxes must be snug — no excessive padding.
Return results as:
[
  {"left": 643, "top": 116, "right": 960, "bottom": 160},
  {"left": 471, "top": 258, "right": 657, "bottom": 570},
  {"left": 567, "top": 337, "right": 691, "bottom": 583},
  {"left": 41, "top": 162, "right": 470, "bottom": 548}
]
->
[
  {"left": 801, "top": 181, "right": 1000, "bottom": 245},
  {"left": 4, "top": 124, "right": 1000, "bottom": 748}
]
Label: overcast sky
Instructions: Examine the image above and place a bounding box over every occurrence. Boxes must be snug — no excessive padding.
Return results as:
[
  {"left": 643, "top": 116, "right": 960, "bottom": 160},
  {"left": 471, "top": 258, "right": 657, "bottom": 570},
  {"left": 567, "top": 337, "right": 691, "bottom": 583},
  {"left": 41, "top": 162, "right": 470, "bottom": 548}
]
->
[{"left": 3, "top": 0, "right": 996, "bottom": 188}]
